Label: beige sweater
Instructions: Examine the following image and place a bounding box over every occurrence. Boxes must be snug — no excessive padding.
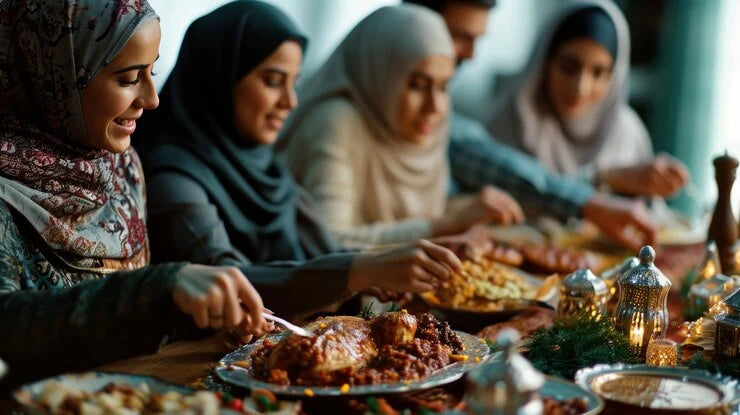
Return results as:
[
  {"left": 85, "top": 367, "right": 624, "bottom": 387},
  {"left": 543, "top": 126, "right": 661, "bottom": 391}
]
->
[{"left": 279, "top": 97, "right": 444, "bottom": 249}]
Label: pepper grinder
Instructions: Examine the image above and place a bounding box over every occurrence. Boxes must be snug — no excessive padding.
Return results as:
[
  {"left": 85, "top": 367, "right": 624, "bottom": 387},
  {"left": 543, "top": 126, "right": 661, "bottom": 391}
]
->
[{"left": 707, "top": 152, "right": 738, "bottom": 275}]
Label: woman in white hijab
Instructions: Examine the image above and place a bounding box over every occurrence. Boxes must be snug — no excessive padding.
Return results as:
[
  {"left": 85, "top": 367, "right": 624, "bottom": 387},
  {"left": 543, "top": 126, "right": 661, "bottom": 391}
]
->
[
  {"left": 278, "top": 4, "right": 521, "bottom": 248},
  {"left": 488, "top": 0, "right": 688, "bottom": 197}
]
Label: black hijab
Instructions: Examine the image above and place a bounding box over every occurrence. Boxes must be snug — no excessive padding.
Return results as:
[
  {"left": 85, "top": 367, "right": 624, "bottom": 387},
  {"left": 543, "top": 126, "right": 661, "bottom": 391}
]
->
[{"left": 137, "top": 1, "right": 314, "bottom": 262}]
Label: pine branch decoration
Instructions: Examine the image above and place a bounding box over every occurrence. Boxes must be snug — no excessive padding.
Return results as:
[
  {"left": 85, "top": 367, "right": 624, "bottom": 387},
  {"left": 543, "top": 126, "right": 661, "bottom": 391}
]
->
[
  {"left": 524, "top": 316, "right": 640, "bottom": 379},
  {"left": 686, "top": 351, "right": 740, "bottom": 378}
]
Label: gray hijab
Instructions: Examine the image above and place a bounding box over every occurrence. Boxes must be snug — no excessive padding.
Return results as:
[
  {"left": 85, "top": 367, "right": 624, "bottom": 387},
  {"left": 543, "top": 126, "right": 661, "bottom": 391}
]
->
[
  {"left": 487, "top": 0, "right": 652, "bottom": 178},
  {"left": 278, "top": 4, "right": 455, "bottom": 222}
]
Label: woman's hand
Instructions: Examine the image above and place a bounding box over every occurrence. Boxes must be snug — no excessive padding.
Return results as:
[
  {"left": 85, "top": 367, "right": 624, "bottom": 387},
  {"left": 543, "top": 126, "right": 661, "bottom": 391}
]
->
[
  {"left": 433, "top": 186, "right": 524, "bottom": 236},
  {"left": 348, "top": 240, "right": 462, "bottom": 294},
  {"left": 172, "top": 264, "right": 268, "bottom": 336},
  {"left": 599, "top": 156, "right": 689, "bottom": 197},
  {"left": 582, "top": 194, "right": 658, "bottom": 252},
  {"left": 431, "top": 224, "right": 493, "bottom": 261}
]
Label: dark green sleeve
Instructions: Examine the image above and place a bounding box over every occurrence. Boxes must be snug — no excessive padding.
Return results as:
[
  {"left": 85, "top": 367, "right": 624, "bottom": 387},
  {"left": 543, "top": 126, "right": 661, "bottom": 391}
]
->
[
  {"left": 145, "top": 171, "right": 252, "bottom": 265},
  {"left": 146, "top": 172, "right": 358, "bottom": 319},
  {"left": 223, "top": 253, "right": 356, "bottom": 320},
  {"left": 0, "top": 262, "right": 187, "bottom": 387}
]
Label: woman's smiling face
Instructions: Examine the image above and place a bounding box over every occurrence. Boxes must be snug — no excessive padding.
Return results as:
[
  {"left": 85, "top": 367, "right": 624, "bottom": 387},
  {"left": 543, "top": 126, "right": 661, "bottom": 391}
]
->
[
  {"left": 81, "top": 19, "right": 161, "bottom": 153},
  {"left": 232, "top": 40, "right": 303, "bottom": 146}
]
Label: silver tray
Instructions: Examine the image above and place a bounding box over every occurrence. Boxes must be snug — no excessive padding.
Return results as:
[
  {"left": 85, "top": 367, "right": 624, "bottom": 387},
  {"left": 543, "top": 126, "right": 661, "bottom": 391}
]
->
[
  {"left": 215, "top": 330, "right": 490, "bottom": 396},
  {"left": 575, "top": 364, "right": 740, "bottom": 413},
  {"left": 541, "top": 375, "right": 604, "bottom": 415}
]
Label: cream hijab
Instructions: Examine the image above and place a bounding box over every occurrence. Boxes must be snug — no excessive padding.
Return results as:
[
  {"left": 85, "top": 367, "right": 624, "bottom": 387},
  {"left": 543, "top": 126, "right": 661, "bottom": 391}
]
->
[
  {"left": 488, "top": 0, "right": 652, "bottom": 178},
  {"left": 277, "top": 4, "right": 455, "bottom": 222}
]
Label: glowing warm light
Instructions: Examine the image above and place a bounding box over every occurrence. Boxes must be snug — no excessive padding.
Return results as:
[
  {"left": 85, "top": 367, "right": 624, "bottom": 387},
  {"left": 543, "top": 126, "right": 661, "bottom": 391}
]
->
[
  {"left": 646, "top": 338, "right": 678, "bottom": 367},
  {"left": 700, "top": 261, "right": 717, "bottom": 280},
  {"left": 630, "top": 313, "right": 646, "bottom": 350}
]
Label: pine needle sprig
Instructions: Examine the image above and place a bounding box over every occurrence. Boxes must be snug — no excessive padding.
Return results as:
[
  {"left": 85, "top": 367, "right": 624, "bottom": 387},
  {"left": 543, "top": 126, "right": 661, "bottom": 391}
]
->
[
  {"left": 524, "top": 316, "right": 640, "bottom": 379},
  {"left": 686, "top": 351, "right": 740, "bottom": 378}
]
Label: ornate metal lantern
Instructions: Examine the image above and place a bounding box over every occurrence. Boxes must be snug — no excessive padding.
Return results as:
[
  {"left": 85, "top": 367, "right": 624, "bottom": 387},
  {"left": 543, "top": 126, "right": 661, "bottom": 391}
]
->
[
  {"left": 558, "top": 269, "right": 608, "bottom": 321},
  {"left": 613, "top": 246, "right": 672, "bottom": 359},
  {"left": 600, "top": 256, "right": 639, "bottom": 308},
  {"left": 714, "top": 288, "right": 740, "bottom": 361}
]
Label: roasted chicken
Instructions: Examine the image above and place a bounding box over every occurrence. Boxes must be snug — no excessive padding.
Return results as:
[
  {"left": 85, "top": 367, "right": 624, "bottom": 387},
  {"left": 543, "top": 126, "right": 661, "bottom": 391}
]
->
[
  {"left": 266, "top": 313, "right": 416, "bottom": 381},
  {"left": 256, "top": 312, "right": 461, "bottom": 386}
]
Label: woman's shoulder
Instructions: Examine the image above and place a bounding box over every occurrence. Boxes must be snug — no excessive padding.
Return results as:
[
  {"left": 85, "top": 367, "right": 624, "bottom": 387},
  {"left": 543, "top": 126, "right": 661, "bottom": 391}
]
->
[
  {"left": 614, "top": 105, "right": 652, "bottom": 148},
  {"left": 297, "top": 96, "right": 367, "bottom": 142},
  {"left": 0, "top": 200, "right": 26, "bottom": 252},
  {"left": 0, "top": 200, "right": 48, "bottom": 290},
  {"left": 146, "top": 170, "right": 211, "bottom": 207},
  {"left": 0, "top": 199, "right": 105, "bottom": 291},
  {"left": 311, "top": 95, "right": 363, "bottom": 119}
]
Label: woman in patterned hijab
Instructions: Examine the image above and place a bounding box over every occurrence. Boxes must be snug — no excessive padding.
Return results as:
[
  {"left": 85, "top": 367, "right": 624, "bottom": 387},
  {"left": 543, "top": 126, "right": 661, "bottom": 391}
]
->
[
  {"left": 0, "top": 0, "right": 272, "bottom": 385},
  {"left": 0, "top": 0, "right": 156, "bottom": 272}
]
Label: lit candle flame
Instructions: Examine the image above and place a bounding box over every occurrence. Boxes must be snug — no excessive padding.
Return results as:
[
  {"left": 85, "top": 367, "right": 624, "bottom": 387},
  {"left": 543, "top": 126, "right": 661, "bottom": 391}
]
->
[{"left": 630, "top": 313, "right": 645, "bottom": 349}]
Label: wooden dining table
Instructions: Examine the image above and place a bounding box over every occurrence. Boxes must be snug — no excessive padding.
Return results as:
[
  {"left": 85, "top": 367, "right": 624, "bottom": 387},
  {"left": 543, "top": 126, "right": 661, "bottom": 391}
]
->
[{"left": 0, "top": 242, "right": 706, "bottom": 414}]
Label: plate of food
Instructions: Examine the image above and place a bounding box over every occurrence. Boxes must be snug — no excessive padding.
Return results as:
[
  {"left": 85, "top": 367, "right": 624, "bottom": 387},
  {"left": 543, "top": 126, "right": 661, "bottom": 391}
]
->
[
  {"left": 575, "top": 364, "right": 739, "bottom": 414},
  {"left": 419, "top": 257, "right": 559, "bottom": 332},
  {"left": 14, "top": 372, "right": 300, "bottom": 414},
  {"left": 541, "top": 375, "right": 604, "bottom": 415},
  {"left": 215, "top": 311, "right": 490, "bottom": 397}
]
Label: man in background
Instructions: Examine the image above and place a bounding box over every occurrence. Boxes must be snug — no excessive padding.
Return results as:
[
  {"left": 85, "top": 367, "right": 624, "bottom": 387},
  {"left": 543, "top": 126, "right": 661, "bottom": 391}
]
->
[{"left": 406, "top": 0, "right": 658, "bottom": 251}]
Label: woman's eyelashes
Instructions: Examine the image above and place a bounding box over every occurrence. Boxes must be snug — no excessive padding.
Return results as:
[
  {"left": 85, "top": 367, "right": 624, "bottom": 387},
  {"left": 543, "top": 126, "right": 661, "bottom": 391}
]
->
[
  {"left": 556, "top": 55, "right": 612, "bottom": 80},
  {"left": 117, "top": 69, "right": 156, "bottom": 87},
  {"left": 118, "top": 78, "right": 139, "bottom": 86},
  {"left": 591, "top": 65, "right": 611, "bottom": 80},
  {"left": 557, "top": 56, "right": 581, "bottom": 76},
  {"left": 409, "top": 76, "right": 430, "bottom": 91},
  {"left": 262, "top": 72, "right": 293, "bottom": 89},
  {"left": 409, "top": 76, "right": 448, "bottom": 93}
]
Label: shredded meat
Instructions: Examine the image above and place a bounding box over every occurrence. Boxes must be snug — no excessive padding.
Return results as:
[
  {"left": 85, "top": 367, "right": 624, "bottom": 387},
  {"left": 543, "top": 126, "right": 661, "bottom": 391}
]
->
[{"left": 252, "top": 312, "right": 463, "bottom": 386}]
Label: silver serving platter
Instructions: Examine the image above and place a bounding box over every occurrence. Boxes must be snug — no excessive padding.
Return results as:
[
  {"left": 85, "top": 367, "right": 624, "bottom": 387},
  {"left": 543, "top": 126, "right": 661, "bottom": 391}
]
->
[
  {"left": 575, "top": 364, "right": 740, "bottom": 413},
  {"left": 216, "top": 330, "right": 490, "bottom": 396},
  {"left": 541, "top": 375, "right": 604, "bottom": 415}
]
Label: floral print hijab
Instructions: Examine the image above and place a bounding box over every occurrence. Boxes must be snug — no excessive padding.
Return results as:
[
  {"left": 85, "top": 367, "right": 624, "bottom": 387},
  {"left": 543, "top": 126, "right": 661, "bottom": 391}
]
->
[{"left": 0, "top": 0, "right": 158, "bottom": 272}]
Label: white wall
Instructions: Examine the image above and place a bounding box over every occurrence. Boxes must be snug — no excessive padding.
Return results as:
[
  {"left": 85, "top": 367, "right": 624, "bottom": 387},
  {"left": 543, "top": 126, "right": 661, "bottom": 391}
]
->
[
  {"left": 148, "top": 0, "right": 549, "bottom": 93},
  {"left": 710, "top": 0, "right": 740, "bottom": 213},
  {"left": 148, "top": 0, "right": 396, "bottom": 91}
]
